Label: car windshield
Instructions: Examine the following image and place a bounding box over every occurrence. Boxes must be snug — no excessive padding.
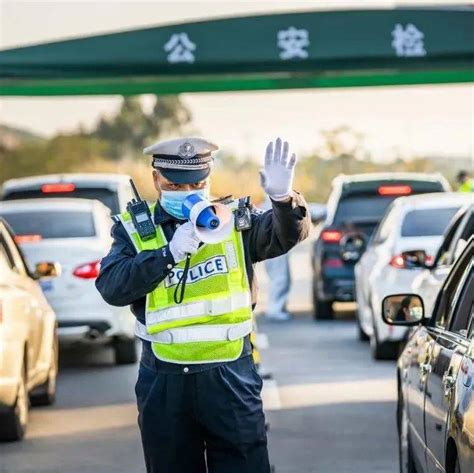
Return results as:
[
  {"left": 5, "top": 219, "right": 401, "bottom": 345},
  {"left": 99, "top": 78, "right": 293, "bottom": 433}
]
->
[
  {"left": 334, "top": 196, "right": 396, "bottom": 224},
  {"left": 0, "top": 210, "right": 96, "bottom": 238},
  {"left": 401, "top": 207, "right": 460, "bottom": 237},
  {"left": 3, "top": 187, "right": 120, "bottom": 214}
]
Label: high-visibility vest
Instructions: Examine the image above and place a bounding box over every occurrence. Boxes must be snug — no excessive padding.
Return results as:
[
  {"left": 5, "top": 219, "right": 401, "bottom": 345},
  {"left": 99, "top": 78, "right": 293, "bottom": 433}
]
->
[
  {"left": 118, "top": 203, "right": 253, "bottom": 364},
  {"left": 458, "top": 179, "right": 474, "bottom": 193}
]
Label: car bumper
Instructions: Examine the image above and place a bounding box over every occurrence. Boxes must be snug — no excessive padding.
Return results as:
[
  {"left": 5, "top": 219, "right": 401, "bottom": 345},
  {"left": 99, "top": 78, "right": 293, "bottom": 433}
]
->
[
  {"left": 318, "top": 277, "right": 355, "bottom": 302},
  {"left": 55, "top": 306, "right": 135, "bottom": 344}
]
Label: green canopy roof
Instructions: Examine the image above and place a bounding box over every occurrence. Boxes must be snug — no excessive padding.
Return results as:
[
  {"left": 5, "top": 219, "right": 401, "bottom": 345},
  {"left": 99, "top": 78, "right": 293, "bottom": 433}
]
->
[{"left": 0, "top": 7, "right": 472, "bottom": 96}]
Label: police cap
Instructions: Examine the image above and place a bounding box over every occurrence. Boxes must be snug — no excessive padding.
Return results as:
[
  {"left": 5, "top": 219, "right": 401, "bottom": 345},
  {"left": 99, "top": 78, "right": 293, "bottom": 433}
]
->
[{"left": 143, "top": 137, "right": 218, "bottom": 184}]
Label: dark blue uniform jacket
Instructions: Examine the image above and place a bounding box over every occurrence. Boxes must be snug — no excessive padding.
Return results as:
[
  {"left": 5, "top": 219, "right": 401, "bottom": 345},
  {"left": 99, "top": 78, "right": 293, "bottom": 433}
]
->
[{"left": 95, "top": 193, "right": 310, "bottom": 373}]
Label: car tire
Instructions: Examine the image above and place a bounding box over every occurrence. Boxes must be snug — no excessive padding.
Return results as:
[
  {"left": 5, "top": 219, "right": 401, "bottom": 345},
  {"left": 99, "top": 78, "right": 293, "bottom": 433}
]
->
[
  {"left": 0, "top": 360, "right": 28, "bottom": 442},
  {"left": 312, "top": 287, "right": 334, "bottom": 320},
  {"left": 398, "top": 395, "right": 417, "bottom": 473},
  {"left": 314, "top": 299, "right": 334, "bottom": 321},
  {"left": 370, "top": 324, "right": 399, "bottom": 360},
  {"left": 356, "top": 309, "right": 369, "bottom": 342},
  {"left": 30, "top": 335, "right": 58, "bottom": 407},
  {"left": 113, "top": 337, "right": 138, "bottom": 365}
]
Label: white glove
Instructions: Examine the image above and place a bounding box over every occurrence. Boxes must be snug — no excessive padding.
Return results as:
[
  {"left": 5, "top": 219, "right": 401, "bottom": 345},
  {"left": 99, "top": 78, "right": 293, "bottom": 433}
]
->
[
  {"left": 169, "top": 222, "right": 201, "bottom": 263},
  {"left": 259, "top": 138, "right": 297, "bottom": 201}
]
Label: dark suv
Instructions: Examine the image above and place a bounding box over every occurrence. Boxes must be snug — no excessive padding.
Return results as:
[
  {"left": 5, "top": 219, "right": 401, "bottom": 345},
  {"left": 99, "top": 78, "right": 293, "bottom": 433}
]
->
[{"left": 311, "top": 173, "right": 450, "bottom": 320}]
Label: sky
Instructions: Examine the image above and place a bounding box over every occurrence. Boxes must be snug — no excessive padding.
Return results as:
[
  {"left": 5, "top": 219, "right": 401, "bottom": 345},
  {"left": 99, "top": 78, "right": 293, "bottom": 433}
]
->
[{"left": 0, "top": 0, "right": 473, "bottom": 162}]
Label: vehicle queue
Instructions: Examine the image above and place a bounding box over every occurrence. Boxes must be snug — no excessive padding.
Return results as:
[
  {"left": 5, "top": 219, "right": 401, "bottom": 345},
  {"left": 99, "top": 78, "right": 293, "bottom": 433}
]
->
[{"left": 0, "top": 170, "right": 473, "bottom": 473}]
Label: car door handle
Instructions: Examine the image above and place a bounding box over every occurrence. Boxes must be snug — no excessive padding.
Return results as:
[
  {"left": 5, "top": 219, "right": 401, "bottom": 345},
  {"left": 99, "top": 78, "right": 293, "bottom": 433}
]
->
[
  {"left": 442, "top": 373, "right": 456, "bottom": 397},
  {"left": 420, "top": 363, "right": 432, "bottom": 376}
]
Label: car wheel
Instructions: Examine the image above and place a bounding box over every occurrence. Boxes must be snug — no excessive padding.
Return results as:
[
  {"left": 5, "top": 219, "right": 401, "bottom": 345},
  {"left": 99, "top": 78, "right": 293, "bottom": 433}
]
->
[
  {"left": 0, "top": 360, "right": 28, "bottom": 442},
  {"left": 399, "top": 396, "right": 417, "bottom": 473},
  {"left": 30, "top": 335, "right": 58, "bottom": 407},
  {"left": 370, "top": 324, "right": 399, "bottom": 360},
  {"left": 356, "top": 309, "right": 369, "bottom": 342},
  {"left": 113, "top": 337, "right": 138, "bottom": 365},
  {"left": 312, "top": 287, "right": 334, "bottom": 321}
]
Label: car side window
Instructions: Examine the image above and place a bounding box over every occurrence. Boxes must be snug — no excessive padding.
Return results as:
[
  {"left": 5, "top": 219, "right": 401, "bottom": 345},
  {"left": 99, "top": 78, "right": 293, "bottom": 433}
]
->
[
  {"left": 0, "top": 225, "right": 27, "bottom": 276},
  {"left": 449, "top": 266, "right": 474, "bottom": 336},
  {"left": 0, "top": 240, "right": 13, "bottom": 273},
  {"left": 433, "top": 251, "right": 472, "bottom": 330}
]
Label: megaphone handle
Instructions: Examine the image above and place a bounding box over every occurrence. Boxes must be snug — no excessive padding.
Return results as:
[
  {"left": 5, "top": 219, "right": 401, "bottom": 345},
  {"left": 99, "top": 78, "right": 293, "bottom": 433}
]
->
[{"left": 173, "top": 254, "right": 191, "bottom": 305}]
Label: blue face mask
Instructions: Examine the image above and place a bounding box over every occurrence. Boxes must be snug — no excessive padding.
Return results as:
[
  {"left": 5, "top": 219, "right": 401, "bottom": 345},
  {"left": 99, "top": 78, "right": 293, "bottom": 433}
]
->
[{"left": 160, "top": 189, "right": 209, "bottom": 220}]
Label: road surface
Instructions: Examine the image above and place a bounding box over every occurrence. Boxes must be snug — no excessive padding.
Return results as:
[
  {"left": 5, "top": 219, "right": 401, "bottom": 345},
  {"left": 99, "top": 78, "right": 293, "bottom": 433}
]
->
[{"left": 0, "top": 240, "right": 399, "bottom": 473}]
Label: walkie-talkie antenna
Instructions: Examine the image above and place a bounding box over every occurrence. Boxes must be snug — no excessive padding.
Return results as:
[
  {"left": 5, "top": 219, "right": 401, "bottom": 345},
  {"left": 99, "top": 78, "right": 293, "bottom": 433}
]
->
[{"left": 129, "top": 179, "right": 142, "bottom": 202}]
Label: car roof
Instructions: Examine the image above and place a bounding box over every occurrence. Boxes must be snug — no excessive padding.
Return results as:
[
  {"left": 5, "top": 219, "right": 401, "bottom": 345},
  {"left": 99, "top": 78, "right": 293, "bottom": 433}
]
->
[
  {"left": 390, "top": 192, "right": 473, "bottom": 210},
  {"left": 332, "top": 172, "right": 448, "bottom": 185},
  {"left": 0, "top": 197, "right": 109, "bottom": 212},
  {"left": 1, "top": 173, "right": 131, "bottom": 192}
]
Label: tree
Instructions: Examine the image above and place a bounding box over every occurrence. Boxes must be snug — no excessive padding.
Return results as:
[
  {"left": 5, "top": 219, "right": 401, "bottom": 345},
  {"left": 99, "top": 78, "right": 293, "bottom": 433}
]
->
[{"left": 92, "top": 96, "right": 192, "bottom": 159}]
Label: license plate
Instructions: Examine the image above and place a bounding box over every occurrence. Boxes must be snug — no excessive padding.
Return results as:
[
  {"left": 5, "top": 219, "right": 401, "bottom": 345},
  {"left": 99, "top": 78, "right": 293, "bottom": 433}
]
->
[{"left": 39, "top": 279, "right": 54, "bottom": 293}]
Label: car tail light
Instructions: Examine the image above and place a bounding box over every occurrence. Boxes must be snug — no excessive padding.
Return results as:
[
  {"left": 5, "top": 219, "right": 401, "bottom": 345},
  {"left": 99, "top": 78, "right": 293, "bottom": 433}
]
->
[
  {"left": 73, "top": 260, "right": 101, "bottom": 279},
  {"left": 425, "top": 255, "right": 434, "bottom": 265},
  {"left": 323, "top": 258, "right": 343, "bottom": 268},
  {"left": 378, "top": 185, "right": 412, "bottom": 196},
  {"left": 389, "top": 254, "right": 406, "bottom": 268},
  {"left": 389, "top": 254, "right": 407, "bottom": 269},
  {"left": 321, "top": 230, "right": 343, "bottom": 243},
  {"left": 41, "top": 183, "right": 76, "bottom": 193},
  {"left": 14, "top": 234, "right": 42, "bottom": 244}
]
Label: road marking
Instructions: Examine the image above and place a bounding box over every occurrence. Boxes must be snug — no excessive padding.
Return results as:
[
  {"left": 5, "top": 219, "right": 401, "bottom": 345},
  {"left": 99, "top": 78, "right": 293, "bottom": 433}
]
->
[
  {"left": 256, "top": 333, "right": 269, "bottom": 349},
  {"left": 262, "top": 379, "right": 282, "bottom": 411},
  {"left": 277, "top": 378, "right": 396, "bottom": 410},
  {"left": 28, "top": 403, "right": 137, "bottom": 439}
]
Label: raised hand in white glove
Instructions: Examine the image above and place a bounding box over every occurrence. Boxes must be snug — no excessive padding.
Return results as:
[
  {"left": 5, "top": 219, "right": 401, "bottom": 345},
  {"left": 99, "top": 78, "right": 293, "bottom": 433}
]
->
[
  {"left": 168, "top": 221, "right": 201, "bottom": 263},
  {"left": 259, "top": 138, "right": 297, "bottom": 202}
]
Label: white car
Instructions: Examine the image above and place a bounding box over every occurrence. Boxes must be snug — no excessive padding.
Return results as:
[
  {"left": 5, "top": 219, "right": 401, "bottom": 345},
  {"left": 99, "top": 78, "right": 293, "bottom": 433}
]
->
[
  {"left": 411, "top": 204, "right": 473, "bottom": 318},
  {"left": 355, "top": 193, "right": 471, "bottom": 360},
  {"left": 0, "top": 173, "right": 134, "bottom": 215},
  {"left": 0, "top": 198, "right": 137, "bottom": 365}
]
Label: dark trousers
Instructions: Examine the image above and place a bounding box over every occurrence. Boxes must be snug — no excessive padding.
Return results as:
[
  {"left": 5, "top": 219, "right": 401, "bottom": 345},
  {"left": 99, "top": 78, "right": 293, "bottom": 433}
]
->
[{"left": 135, "top": 354, "right": 271, "bottom": 473}]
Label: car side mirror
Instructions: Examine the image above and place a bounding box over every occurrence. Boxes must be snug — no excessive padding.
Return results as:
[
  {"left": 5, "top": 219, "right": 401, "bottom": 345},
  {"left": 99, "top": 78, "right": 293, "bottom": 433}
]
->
[
  {"left": 382, "top": 294, "right": 424, "bottom": 326},
  {"left": 34, "top": 261, "right": 61, "bottom": 279},
  {"left": 401, "top": 250, "right": 428, "bottom": 269}
]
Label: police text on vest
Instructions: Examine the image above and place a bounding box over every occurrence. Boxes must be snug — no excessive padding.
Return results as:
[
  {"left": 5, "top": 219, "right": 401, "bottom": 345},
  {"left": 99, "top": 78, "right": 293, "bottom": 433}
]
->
[{"left": 165, "top": 255, "right": 228, "bottom": 287}]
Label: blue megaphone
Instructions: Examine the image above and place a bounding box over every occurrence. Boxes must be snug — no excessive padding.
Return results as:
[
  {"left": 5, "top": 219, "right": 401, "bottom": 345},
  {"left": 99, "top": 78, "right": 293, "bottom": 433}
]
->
[
  {"left": 182, "top": 194, "right": 220, "bottom": 229},
  {"left": 181, "top": 194, "right": 234, "bottom": 243}
]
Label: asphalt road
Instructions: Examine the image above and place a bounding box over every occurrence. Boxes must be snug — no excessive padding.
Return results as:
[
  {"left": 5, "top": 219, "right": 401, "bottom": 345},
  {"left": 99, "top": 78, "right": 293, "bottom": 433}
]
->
[{"left": 0, "top": 240, "right": 399, "bottom": 473}]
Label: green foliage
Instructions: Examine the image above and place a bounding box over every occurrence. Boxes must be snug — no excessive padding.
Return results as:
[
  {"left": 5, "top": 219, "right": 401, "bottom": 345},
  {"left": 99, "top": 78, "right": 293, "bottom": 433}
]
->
[
  {"left": 91, "top": 96, "right": 192, "bottom": 159},
  {"left": 0, "top": 134, "right": 110, "bottom": 182}
]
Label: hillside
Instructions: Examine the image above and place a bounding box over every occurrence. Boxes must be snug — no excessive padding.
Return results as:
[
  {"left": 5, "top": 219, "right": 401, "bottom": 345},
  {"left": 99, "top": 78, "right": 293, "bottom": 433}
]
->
[{"left": 0, "top": 123, "right": 45, "bottom": 150}]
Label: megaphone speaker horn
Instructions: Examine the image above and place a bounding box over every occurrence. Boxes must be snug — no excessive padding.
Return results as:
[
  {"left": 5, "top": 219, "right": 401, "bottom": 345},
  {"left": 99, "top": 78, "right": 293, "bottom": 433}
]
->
[{"left": 182, "top": 194, "right": 234, "bottom": 244}]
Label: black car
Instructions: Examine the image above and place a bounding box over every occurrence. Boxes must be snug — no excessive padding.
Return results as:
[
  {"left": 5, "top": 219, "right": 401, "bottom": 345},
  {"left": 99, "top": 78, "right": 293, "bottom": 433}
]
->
[
  {"left": 382, "top": 236, "right": 474, "bottom": 473},
  {"left": 311, "top": 173, "right": 450, "bottom": 320}
]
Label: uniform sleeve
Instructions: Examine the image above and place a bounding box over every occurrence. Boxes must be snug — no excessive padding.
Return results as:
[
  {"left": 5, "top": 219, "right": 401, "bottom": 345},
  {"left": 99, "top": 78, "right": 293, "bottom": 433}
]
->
[
  {"left": 247, "top": 191, "right": 311, "bottom": 263},
  {"left": 95, "top": 220, "right": 176, "bottom": 307}
]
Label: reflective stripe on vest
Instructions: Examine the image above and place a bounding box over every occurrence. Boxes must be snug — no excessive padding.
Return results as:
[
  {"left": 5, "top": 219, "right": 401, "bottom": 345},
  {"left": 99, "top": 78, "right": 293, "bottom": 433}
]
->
[
  {"left": 135, "top": 319, "right": 253, "bottom": 344},
  {"left": 117, "top": 202, "right": 253, "bottom": 364},
  {"left": 146, "top": 291, "right": 251, "bottom": 325}
]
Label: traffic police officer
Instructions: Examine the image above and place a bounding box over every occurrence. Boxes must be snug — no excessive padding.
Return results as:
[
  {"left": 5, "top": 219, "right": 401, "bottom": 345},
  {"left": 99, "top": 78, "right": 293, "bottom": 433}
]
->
[
  {"left": 457, "top": 170, "right": 474, "bottom": 193},
  {"left": 96, "top": 136, "right": 310, "bottom": 473}
]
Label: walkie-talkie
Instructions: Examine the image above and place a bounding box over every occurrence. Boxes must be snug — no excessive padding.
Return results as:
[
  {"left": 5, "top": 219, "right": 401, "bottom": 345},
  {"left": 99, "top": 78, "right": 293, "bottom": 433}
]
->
[{"left": 126, "top": 179, "right": 156, "bottom": 241}]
